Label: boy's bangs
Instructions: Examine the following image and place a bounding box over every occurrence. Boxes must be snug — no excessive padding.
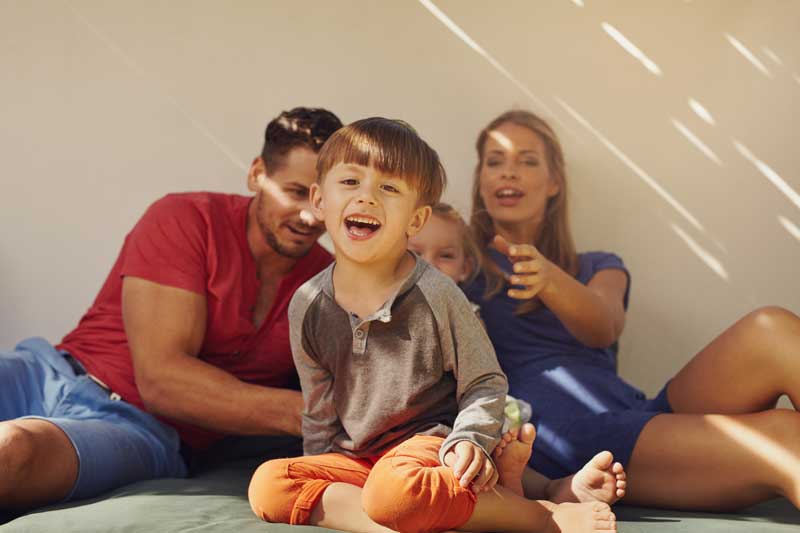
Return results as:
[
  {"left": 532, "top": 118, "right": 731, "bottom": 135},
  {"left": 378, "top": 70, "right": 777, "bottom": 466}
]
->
[{"left": 317, "top": 118, "right": 445, "bottom": 205}]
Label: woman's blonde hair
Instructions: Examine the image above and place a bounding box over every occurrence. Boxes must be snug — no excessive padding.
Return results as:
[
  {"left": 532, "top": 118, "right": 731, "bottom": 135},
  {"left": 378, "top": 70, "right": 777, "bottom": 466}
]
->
[
  {"left": 470, "top": 110, "right": 577, "bottom": 314},
  {"left": 430, "top": 202, "right": 481, "bottom": 284}
]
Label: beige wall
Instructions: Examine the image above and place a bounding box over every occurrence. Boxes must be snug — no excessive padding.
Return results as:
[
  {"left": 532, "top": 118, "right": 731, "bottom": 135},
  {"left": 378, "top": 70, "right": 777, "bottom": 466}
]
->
[{"left": 2, "top": 1, "right": 799, "bottom": 397}]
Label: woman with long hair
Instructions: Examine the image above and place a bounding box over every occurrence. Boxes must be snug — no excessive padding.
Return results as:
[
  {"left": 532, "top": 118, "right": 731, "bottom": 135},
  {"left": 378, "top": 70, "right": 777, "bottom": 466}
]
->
[{"left": 464, "top": 109, "right": 800, "bottom": 510}]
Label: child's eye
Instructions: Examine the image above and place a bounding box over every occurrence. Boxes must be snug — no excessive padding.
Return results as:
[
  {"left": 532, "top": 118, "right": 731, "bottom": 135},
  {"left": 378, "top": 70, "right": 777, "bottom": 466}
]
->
[
  {"left": 340, "top": 178, "right": 358, "bottom": 186},
  {"left": 524, "top": 159, "right": 539, "bottom": 166},
  {"left": 439, "top": 253, "right": 455, "bottom": 260},
  {"left": 381, "top": 184, "right": 399, "bottom": 193},
  {"left": 288, "top": 188, "right": 308, "bottom": 199}
]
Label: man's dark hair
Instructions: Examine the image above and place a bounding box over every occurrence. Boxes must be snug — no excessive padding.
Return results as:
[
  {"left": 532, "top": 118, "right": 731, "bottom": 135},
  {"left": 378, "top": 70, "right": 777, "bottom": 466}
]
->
[{"left": 261, "top": 107, "right": 343, "bottom": 174}]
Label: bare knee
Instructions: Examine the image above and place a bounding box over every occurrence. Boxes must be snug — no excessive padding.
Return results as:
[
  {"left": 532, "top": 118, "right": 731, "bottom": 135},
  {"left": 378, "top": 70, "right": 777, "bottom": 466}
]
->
[
  {"left": 248, "top": 458, "right": 295, "bottom": 523},
  {"left": 0, "top": 423, "right": 39, "bottom": 492},
  {"left": 744, "top": 306, "right": 800, "bottom": 337}
]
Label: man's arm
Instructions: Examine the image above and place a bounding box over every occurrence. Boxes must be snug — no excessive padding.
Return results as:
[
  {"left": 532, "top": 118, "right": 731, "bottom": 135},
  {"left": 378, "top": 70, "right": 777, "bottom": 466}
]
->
[{"left": 122, "top": 276, "right": 303, "bottom": 436}]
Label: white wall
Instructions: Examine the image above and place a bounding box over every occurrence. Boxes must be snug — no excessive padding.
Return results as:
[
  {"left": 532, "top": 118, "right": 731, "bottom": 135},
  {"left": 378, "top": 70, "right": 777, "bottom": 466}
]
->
[{"left": 2, "top": 0, "right": 799, "bottom": 397}]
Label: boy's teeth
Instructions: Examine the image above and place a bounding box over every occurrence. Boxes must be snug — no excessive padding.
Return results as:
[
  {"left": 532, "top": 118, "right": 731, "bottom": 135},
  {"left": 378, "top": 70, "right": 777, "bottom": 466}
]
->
[{"left": 346, "top": 215, "right": 380, "bottom": 226}]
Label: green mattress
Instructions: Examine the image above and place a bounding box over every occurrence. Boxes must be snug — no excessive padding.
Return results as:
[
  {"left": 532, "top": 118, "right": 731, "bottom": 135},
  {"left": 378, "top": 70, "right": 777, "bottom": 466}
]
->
[{"left": 2, "top": 451, "right": 797, "bottom": 532}]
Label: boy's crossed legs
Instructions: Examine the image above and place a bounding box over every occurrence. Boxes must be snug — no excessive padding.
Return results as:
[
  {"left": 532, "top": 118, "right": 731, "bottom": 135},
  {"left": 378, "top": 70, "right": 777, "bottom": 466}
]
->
[{"left": 249, "top": 433, "right": 620, "bottom": 532}]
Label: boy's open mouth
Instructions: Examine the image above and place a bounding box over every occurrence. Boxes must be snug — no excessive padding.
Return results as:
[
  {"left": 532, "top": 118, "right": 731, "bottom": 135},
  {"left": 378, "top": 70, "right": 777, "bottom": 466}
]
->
[{"left": 344, "top": 215, "right": 382, "bottom": 240}]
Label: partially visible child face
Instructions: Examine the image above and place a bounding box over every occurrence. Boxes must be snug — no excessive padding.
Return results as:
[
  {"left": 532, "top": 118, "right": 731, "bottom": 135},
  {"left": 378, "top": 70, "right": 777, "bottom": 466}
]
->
[
  {"left": 408, "top": 214, "right": 470, "bottom": 283},
  {"left": 311, "top": 163, "right": 430, "bottom": 265}
]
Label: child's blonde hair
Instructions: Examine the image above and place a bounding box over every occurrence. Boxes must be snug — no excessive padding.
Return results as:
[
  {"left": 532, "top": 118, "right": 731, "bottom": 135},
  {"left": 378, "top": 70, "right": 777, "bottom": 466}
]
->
[
  {"left": 316, "top": 117, "right": 446, "bottom": 206},
  {"left": 431, "top": 202, "right": 481, "bottom": 284}
]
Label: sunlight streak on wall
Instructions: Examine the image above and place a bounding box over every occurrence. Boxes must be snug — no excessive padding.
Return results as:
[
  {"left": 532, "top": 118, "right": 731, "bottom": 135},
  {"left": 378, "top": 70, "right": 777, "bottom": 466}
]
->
[
  {"left": 688, "top": 98, "right": 715, "bottom": 125},
  {"left": 602, "top": 23, "right": 662, "bottom": 76},
  {"left": 778, "top": 216, "right": 800, "bottom": 242},
  {"left": 761, "top": 47, "right": 783, "bottom": 66},
  {"left": 65, "top": 2, "right": 248, "bottom": 171},
  {"left": 671, "top": 223, "right": 729, "bottom": 282},
  {"left": 725, "top": 34, "right": 772, "bottom": 78},
  {"left": 734, "top": 140, "right": 800, "bottom": 210},
  {"left": 671, "top": 119, "right": 722, "bottom": 165},
  {"left": 555, "top": 97, "right": 705, "bottom": 232}
]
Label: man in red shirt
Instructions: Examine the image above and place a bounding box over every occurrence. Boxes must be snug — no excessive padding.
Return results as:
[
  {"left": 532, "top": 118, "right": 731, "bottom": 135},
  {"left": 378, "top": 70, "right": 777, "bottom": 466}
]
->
[{"left": 0, "top": 107, "right": 342, "bottom": 511}]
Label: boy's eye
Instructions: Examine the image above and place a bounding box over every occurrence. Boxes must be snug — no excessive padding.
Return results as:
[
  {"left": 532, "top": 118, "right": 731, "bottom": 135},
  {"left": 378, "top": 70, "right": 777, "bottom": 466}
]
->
[
  {"left": 381, "top": 184, "right": 399, "bottom": 193},
  {"left": 341, "top": 178, "right": 358, "bottom": 186}
]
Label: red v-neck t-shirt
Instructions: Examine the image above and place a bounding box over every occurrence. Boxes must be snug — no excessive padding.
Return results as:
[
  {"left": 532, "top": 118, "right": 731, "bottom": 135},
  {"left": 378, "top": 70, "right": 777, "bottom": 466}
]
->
[{"left": 58, "top": 192, "right": 333, "bottom": 449}]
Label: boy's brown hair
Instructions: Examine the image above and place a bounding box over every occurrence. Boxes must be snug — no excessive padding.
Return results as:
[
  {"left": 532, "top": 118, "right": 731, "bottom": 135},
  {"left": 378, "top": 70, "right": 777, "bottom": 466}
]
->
[{"left": 316, "top": 117, "right": 446, "bottom": 206}]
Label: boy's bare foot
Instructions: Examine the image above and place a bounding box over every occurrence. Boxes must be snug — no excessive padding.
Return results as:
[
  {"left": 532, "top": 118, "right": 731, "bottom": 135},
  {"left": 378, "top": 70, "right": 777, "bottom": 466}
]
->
[
  {"left": 546, "top": 502, "right": 616, "bottom": 532},
  {"left": 548, "top": 451, "right": 626, "bottom": 505},
  {"left": 492, "top": 423, "right": 536, "bottom": 497}
]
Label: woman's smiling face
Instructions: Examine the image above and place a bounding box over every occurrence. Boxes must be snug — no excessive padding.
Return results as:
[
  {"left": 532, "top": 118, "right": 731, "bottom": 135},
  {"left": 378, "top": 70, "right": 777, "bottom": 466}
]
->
[{"left": 478, "top": 122, "right": 560, "bottom": 229}]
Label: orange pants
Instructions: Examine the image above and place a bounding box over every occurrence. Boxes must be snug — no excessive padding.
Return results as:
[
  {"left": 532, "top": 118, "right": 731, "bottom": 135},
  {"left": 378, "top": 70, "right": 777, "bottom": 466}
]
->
[{"left": 248, "top": 435, "right": 477, "bottom": 533}]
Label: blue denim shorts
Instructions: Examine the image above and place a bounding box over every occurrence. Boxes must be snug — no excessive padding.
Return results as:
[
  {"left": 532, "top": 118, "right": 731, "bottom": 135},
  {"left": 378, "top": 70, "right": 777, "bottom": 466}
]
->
[{"left": 1, "top": 337, "right": 187, "bottom": 501}]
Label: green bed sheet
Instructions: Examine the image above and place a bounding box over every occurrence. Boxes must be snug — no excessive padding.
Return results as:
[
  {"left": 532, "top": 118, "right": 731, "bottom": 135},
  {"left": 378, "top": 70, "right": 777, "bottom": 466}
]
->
[{"left": 2, "top": 454, "right": 798, "bottom": 532}]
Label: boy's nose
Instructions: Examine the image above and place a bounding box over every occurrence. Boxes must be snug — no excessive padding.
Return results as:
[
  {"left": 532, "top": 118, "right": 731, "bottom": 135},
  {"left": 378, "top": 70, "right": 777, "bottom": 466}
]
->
[{"left": 356, "top": 195, "right": 377, "bottom": 206}]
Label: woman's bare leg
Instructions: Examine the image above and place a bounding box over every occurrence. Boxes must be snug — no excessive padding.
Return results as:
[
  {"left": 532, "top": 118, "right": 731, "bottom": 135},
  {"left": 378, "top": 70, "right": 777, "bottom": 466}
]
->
[
  {"left": 667, "top": 306, "right": 800, "bottom": 413},
  {"left": 625, "top": 410, "right": 800, "bottom": 510}
]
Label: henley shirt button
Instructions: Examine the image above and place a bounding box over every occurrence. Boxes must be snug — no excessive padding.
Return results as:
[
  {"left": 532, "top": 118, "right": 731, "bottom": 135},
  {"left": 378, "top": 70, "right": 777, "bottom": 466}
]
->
[{"left": 355, "top": 329, "right": 364, "bottom": 339}]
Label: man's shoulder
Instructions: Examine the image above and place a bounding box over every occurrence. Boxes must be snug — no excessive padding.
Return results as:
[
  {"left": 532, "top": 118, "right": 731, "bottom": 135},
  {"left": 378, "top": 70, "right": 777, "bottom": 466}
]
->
[{"left": 149, "top": 191, "right": 248, "bottom": 213}]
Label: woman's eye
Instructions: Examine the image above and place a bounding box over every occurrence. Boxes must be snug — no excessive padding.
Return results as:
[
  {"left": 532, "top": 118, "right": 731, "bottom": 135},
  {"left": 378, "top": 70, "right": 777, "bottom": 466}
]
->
[
  {"left": 486, "top": 160, "right": 501, "bottom": 167},
  {"left": 524, "top": 159, "right": 539, "bottom": 166}
]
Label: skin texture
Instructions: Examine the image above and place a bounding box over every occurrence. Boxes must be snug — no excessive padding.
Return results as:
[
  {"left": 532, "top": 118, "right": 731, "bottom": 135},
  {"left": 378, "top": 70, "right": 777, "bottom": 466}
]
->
[
  {"left": 0, "top": 147, "right": 322, "bottom": 511},
  {"left": 479, "top": 119, "right": 800, "bottom": 511}
]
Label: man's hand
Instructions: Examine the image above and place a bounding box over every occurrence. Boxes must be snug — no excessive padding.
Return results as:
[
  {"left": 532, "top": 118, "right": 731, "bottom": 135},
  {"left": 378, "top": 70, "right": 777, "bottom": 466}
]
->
[{"left": 443, "top": 440, "right": 498, "bottom": 493}]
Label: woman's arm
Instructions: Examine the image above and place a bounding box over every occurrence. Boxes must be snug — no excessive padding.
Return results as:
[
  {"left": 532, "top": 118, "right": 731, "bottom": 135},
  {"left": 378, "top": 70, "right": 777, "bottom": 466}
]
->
[{"left": 494, "top": 236, "right": 627, "bottom": 348}]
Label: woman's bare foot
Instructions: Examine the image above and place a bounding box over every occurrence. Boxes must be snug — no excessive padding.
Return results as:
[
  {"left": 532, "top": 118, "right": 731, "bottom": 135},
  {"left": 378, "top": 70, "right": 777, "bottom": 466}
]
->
[
  {"left": 492, "top": 423, "right": 536, "bottom": 497},
  {"left": 546, "top": 502, "right": 616, "bottom": 532},
  {"left": 547, "top": 451, "right": 626, "bottom": 505}
]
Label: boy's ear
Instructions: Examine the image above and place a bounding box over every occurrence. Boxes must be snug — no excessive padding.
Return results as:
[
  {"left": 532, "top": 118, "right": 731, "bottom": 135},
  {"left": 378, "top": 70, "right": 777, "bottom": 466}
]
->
[
  {"left": 247, "top": 157, "right": 267, "bottom": 192},
  {"left": 406, "top": 205, "right": 432, "bottom": 238},
  {"left": 309, "top": 182, "right": 325, "bottom": 222}
]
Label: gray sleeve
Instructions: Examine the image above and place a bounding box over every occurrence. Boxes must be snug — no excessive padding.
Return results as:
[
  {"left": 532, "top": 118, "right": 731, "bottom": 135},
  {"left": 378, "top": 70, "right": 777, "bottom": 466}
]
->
[
  {"left": 421, "top": 272, "right": 508, "bottom": 464},
  {"left": 289, "top": 285, "right": 342, "bottom": 456}
]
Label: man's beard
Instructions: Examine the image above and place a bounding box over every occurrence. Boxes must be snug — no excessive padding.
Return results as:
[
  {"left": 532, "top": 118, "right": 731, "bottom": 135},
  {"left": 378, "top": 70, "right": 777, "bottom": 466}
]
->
[{"left": 261, "top": 222, "right": 315, "bottom": 259}]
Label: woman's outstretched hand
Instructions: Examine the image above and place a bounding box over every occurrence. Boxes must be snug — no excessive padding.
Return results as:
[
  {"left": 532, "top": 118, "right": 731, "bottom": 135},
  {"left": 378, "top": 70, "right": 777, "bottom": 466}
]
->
[{"left": 492, "top": 235, "right": 554, "bottom": 300}]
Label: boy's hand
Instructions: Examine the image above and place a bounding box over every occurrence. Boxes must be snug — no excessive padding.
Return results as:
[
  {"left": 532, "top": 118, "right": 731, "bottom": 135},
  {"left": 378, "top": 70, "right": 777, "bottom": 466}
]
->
[{"left": 443, "top": 441, "right": 498, "bottom": 493}]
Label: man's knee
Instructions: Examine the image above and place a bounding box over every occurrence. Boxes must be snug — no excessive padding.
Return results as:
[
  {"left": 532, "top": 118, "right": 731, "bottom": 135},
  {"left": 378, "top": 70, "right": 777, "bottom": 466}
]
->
[
  {"left": 248, "top": 458, "right": 296, "bottom": 523},
  {"left": 0, "top": 423, "right": 39, "bottom": 490}
]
